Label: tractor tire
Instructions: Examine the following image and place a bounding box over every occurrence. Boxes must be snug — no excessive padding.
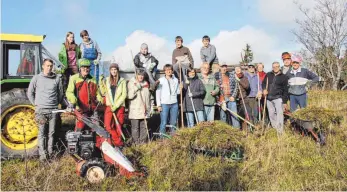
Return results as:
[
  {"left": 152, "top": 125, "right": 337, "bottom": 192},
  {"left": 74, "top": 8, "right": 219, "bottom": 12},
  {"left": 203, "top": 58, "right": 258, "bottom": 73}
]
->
[{"left": 1, "top": 88, "right": 39, "bottom": 159}]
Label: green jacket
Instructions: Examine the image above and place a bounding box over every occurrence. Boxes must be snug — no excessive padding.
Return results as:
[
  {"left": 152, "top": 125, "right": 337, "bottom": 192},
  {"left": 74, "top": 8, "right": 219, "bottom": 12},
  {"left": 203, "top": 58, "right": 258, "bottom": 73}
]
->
[
  {"left": 99, "top": 76, "right": 127, "bottom": 111},
  {"left": 58, "top": 43, "right": 81, "bottom": 73},
  {"left": 198, "top": 74, "right": 220, "bottom": 105},
  {"left": 65, "top": 73, "right": 103, "bottom": 112}
]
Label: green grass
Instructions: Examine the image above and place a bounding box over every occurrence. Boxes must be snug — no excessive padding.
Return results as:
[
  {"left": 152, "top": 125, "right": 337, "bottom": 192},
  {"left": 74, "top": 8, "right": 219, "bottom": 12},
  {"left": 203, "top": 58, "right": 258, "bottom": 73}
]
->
[{"left": 1, "top": 90, "right": 347, "bottom": 191}]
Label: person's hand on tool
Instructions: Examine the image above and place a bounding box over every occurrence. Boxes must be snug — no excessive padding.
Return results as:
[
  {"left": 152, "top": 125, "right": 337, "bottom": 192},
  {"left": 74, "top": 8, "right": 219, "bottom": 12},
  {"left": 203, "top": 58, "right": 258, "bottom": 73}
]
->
[
  {"left": 256, "top": 91, "right": 262, "bottom": 99},
  {"left": 149, "top": 63, "right": 156, "bottom": 71},
  {"left": 235, "top": 74, "right": 240, "bottom": 82},
  {"left": 283, "top": 104, "right": 288, "bottom": 111},
  {"left": 263, "top": 90, "right": 268, "bottom": 95},
  {"left": 93, "top": 60, "right": 99, "bottom": 65},
  {"left": 66, "top": 103, "right": 74, "bottom": 112},
  {"left": 221, "top": 102, "right": 227, "bottom": 111},
  {"left": 229, "top": 96, "right": 235, "bottom": 102},
  {"left": 135, "top": 82, "right": 142, "bottom": 90},
  {"left": 179, "top": 83, "right": 183, "bottom": 90},
  {"left": 157, "top": 106, "right": 162, "bottom": 112},
  {"left": 188, "top": 92, "right": 193, "bottom": 97}
]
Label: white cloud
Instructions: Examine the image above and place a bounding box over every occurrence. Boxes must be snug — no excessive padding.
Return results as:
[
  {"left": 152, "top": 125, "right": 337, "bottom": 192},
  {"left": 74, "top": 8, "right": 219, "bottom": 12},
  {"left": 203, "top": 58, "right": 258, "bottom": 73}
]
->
[
  {"left": 257, "top": 0, "right": 316, "bottom": 25},
  {"left": 107, "top": 26, "right": 287, "bottom": 72}
]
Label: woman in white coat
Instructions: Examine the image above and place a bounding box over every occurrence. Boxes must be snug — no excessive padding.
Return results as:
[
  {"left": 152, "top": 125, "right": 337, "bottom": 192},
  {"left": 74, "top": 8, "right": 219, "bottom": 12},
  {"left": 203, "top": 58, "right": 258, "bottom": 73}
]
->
[{"left": 127, "top": 69, "right": 151, "bottom": 144}]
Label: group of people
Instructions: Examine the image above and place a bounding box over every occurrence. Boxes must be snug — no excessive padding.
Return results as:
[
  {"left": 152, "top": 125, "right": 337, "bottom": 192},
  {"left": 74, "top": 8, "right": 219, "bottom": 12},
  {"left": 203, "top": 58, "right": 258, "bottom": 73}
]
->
[{"left": 27, "top": 31, "right": 319, "bottom": 162}]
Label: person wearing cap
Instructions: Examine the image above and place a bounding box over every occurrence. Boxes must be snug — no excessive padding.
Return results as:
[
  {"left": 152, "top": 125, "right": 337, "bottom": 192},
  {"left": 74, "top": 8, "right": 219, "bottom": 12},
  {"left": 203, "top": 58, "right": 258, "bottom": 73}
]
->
[
  {"left": 244, "top": 64, "right": 262, "bottom": 124},
  {"left": 127, "top": 69, "right": 152, "bottom": 144},
  {"left": 133, "top": 43, "right": 159, "bottom": 87},
  {"left": 99, "top": 63, "right": 127, "bottom": 147},
  {"left": 200, "top": 35, "right": 219, "bottom": 74},
  {"left": 66, "top": 58, "right": 103, "bottom": 131},
  {"left": 235, "top": 66, "right": 251, "bottom": 130},
  {"left": 215, "top": 63, "right": 240, "bottom": 128},
  {"left": 79, "top": 30, "right": 102, "bottom": 84},
  {"left": 287, "top": 54, "right": 319, "bottom": 112},
  {"left": 281, "top": 52, "right": 292, "bottom": 76}
]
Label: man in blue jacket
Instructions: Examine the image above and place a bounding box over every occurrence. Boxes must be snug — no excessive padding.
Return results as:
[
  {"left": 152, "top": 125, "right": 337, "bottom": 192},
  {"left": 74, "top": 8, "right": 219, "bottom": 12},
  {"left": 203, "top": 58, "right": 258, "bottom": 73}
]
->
[
  {"left": 287, "top": 54, "right": 319, "bottom": 112},
  {"left": 245, "top": 64, "right": 262, "bottom": 124}
]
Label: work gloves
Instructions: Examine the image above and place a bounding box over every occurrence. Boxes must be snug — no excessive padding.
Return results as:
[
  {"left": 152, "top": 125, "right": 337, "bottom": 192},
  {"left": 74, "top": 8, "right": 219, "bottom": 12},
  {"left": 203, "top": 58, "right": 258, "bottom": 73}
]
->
[
  {"left": 66, "top": 103, "right": 75, "bottom": 112},
  {"left": 188, "top": 92, "right": 193, "bottom": 98},
  {"left": 93, "top": 60, "right": 99, "bottom": 65},
  {"left": 135, "top": 83, "right": 142, "bottom": 91}
]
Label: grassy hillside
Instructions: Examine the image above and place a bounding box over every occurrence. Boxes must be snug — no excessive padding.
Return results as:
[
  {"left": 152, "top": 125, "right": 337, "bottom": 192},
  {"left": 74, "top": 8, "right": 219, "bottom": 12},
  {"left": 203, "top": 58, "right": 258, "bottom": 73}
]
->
[{"left": 1, "top": 90, "right": 347, "bottom": 191}]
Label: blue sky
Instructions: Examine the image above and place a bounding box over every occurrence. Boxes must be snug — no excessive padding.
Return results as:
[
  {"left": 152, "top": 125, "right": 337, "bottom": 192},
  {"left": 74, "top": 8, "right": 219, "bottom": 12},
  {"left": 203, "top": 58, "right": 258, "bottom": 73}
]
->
[{"left": 1, "top": 0, "right": 312, "bottom": 71}]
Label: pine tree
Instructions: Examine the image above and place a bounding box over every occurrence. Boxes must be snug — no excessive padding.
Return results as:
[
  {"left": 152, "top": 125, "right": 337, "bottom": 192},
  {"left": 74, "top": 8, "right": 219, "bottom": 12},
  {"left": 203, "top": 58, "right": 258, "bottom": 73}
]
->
[{"left": 240, "top": 44, "right": 253, "bottom": 66}]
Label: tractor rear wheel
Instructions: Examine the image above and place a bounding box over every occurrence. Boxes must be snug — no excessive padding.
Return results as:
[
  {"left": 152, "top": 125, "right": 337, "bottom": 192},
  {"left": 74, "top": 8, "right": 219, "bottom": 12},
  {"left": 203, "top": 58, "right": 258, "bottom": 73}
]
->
[{"left": 1, "top": 89, "right": 39, "bottom": 159}]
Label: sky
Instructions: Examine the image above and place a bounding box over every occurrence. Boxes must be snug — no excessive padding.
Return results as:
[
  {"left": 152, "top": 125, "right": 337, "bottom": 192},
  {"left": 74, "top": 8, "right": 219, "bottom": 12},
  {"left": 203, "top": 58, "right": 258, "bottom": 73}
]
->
[{"left": 1, "top": 0, "right": 317, "bottom": 71}]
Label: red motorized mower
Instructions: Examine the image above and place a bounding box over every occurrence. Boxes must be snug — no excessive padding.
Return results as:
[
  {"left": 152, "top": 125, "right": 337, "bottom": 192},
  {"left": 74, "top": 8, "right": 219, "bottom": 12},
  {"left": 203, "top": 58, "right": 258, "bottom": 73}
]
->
[{"left": 53, "top": 109, "right": 143, "bottom": 183}]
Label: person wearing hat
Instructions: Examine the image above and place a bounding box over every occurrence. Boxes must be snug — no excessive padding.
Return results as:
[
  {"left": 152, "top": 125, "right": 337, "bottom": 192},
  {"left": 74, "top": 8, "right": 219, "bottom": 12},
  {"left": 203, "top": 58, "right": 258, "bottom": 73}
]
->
[
  {"left": 245, "top": 64, "right": 262, "bottom": 124},
  {"left": 133, "top": 43, "right": 159, "bottom": 88},
  {"left": 281, "top": 52, "right": 292, "bottom": 76},
  {"left": 214, "top": 63, "right": 240, "bottom": 128},
  {"left": 66, "top": 58, "right": 103, "bottom": 131},
  {"left": 99, "top": 63, "right": 127, "bottom": 147},
  {"left": 287, "top": 54, "right": 319, "bottom": 112},
  {"left": 127, "top": 68, "right": 152, "bottom": 144}
]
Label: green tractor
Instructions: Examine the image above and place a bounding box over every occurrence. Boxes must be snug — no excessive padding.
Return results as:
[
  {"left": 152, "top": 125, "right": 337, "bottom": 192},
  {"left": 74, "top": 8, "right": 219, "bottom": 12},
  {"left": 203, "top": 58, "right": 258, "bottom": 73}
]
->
[{"left": 1, "top": 33, "right": 63, "bottom": 159}]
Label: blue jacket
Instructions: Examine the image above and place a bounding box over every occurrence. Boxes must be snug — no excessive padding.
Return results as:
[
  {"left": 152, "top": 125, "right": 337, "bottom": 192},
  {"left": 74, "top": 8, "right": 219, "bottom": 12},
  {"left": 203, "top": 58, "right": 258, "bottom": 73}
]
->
[
  {"left": 287, "top": 67, "right": 319, "bottom": 95},
  {"left": 245, "top": 72, "right": 262, "bottom": 97}
]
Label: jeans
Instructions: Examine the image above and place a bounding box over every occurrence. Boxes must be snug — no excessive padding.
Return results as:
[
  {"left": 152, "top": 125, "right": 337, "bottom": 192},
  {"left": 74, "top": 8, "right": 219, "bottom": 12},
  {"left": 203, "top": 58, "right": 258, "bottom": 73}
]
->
[
  {"left": 220, "top": 100, "right": 240, "bottom": 128},
  {"left": 185, "top": 110, "right": 205, "bottom": 127},
  {"left": 35, "top": 108, "right": 58, "bottom": 160},
  {"left": 290, "top": 93, "right": 307, "bottom": 112},
  {"left": 204, "top": 105, "right": 215, "bottom": 121},
  {"left": 267, "top": 98, "right": 284, "bottom": 134},
  {"left": 89, "top": 62, "right": 99, "bottom": 84},
  {"left": 159, "top": 103, "right": 179, "bottom": 137}
]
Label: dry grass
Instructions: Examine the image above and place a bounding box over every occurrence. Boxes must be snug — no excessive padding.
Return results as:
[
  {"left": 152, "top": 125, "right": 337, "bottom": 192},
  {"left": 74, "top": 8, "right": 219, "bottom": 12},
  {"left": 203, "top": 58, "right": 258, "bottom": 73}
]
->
[{"left": 1, "top": 90, "right": 347, "bottom": 191}]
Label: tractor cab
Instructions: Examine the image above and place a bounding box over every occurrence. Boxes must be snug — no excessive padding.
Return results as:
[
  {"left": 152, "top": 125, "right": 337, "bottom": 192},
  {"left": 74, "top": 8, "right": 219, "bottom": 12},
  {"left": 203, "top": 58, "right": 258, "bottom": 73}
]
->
[{"left": 1, "top": 33, "right": 63, "bottom": 92}]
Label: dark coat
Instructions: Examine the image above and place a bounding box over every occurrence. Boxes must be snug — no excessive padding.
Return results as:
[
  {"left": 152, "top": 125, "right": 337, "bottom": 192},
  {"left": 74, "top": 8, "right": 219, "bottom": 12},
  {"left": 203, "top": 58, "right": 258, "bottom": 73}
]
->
[
  {"left": 262, "top": 71, "right": 289, "bottom": 103},
  {"left": 237, "top": 74, "right": 250, "bottom": 100},
  {"left": 183, "top": 76, "right": 206, "bottom": 112}
]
